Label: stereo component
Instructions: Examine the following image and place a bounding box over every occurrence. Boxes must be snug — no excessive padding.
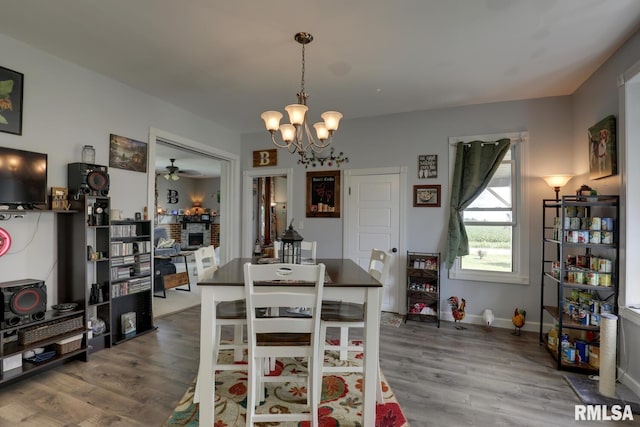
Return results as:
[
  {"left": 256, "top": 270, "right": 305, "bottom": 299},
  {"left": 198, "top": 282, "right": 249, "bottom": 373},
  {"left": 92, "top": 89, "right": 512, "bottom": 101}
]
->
[
  {"left": 67, "top": 162, "right": 110, "bottom": 199},
  {"left": 1, "top": 279, "right": 47, "bottom": 329}
]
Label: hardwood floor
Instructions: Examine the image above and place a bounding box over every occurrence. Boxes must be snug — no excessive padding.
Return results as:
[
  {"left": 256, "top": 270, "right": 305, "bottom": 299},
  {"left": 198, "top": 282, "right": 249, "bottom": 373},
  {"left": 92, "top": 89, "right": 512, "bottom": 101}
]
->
[{"left": 0, "top": 307, "right": 632, "bottom": 426}]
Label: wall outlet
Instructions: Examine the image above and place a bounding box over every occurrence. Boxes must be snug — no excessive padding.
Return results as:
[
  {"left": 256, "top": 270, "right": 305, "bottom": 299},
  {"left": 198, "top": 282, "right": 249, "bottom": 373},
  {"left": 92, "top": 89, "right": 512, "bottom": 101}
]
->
[{"left": 298, "top": 221, "right": 303, "bottom": 230}]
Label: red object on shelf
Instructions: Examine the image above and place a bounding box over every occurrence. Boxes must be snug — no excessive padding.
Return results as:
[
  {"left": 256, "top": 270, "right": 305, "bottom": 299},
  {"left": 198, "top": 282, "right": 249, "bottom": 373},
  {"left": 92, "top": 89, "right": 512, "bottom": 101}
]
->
[{"left": 0, "top": 227, "right": 11, "bottom": 257}]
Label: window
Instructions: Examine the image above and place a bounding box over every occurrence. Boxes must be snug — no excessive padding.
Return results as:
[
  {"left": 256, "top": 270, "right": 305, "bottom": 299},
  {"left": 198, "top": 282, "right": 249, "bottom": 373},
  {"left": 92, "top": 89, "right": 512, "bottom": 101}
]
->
[{"left": 448, "top": 131, "right": 529, "bottom": 285}]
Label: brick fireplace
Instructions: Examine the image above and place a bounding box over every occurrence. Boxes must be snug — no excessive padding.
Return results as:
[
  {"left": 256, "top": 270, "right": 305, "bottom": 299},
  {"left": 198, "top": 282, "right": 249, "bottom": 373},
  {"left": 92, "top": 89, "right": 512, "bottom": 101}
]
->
[
  {"left": 181, "top": 221, "right": 211, "bottom": 249},
  {"left": 163, "top": 222, "right": 220, "bottom": 248}
]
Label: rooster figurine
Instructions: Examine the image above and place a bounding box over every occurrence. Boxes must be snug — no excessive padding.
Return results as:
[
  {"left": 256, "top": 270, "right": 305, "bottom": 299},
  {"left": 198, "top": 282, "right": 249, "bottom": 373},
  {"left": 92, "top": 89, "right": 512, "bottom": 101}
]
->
[
  {"left": 448, "top": 296, "right": 466, "bottom": 329},
  {"left": 512, "top": 308, "right": 526, "bottom": 335}
]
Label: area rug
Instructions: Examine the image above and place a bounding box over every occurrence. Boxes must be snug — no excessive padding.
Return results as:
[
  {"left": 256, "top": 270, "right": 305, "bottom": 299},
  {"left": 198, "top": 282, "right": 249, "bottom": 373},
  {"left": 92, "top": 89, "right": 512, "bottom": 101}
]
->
[
  {"left": 565, "top": 374, "right": 640, "bottom": 414},
  {"left": 164, "top": 341, "right": 409, "bottom": 427},
  {"left": 380, "top": 312, "right": 404, "bottom": 328}
]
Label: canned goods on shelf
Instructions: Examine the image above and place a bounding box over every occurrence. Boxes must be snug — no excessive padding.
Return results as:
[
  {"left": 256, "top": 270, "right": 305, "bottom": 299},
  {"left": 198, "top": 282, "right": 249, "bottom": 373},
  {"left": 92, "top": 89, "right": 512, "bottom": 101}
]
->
[
  {"left": 601, "top": 217, "right": 614, "bottom": 231},
  {"left": 590, "top": 217, "right": 601, "bottom": 230},
  {"left": 599, "top": 258, "right": 612, "bottom": 273},
  {"left": 589, "top": 231, "right": 601, "bottom": 244}
]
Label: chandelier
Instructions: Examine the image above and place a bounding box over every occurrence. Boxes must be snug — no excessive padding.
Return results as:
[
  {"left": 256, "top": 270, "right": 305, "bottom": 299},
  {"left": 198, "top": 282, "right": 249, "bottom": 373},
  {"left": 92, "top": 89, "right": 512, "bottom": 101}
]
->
[{"left": 260, "top": 32, "right": 343, "bottom": 156}]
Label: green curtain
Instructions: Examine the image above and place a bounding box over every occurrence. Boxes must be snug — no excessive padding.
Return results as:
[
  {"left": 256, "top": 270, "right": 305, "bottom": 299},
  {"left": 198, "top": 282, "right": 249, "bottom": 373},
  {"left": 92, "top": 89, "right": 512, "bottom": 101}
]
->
[{"left": 445, "top": 139, "right": 511, "bottom": 269}]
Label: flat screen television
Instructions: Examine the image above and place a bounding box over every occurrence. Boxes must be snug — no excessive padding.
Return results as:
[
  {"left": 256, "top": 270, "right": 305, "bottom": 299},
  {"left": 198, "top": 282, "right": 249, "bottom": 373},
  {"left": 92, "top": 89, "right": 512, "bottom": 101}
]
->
[{"left": 0, "top": 146, "right": 48, "bottom": 207}]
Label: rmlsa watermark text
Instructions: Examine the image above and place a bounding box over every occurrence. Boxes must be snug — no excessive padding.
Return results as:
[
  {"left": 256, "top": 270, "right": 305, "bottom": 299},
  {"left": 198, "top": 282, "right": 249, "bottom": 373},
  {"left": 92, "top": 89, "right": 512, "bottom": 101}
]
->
[{"left": 575, "top": 404, "right": 634, "bottom": 421}]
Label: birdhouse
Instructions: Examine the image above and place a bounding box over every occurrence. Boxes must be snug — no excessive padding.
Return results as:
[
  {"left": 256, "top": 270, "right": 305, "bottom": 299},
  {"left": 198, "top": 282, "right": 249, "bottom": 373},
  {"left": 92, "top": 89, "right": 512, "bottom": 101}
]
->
[{"left": 280, "top": 221, "right": 303, "bottom": 264}]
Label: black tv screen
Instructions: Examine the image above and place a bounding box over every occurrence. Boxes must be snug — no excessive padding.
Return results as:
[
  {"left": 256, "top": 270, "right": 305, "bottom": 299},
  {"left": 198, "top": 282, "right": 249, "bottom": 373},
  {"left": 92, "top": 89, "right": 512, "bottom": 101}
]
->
[{"left": 0, "top": 146, "right": 48, "bottom": 207}]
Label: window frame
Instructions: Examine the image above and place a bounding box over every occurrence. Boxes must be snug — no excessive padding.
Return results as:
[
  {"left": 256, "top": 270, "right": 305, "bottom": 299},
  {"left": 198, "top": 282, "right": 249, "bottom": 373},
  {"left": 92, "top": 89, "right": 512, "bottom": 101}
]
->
[{"left": 447, "top": 131, "right": 530, "bottom": 285}]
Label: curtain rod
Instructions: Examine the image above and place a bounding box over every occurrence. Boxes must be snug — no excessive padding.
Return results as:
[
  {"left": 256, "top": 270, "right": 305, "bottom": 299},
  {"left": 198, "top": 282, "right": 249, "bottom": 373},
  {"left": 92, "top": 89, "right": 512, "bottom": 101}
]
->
[{"left": 449, "top": 138, "right": 523, "bottom": 146}]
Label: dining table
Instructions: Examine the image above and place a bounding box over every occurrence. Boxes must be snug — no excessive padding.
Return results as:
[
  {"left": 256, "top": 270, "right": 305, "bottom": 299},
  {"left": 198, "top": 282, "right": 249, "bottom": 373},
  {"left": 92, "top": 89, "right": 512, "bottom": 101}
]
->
[{"left": 196, "top": 257, "right": 382, "bottom": 426}]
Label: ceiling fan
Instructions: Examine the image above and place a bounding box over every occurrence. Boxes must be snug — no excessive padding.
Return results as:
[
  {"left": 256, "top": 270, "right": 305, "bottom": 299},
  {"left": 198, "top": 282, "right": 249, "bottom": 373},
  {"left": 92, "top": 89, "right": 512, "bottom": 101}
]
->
[{"left": 164, "top": 158, "right": 180, "bottom": 181}]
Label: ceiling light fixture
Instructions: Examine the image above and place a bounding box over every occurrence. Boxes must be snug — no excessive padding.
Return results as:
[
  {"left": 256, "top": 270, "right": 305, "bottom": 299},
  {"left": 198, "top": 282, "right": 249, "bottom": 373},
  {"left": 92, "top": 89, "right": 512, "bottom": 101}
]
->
[
  {"left": 261, "top": 32, "right": 343, "bottom": 156},
  {"left": 164, "top": 158, "right": 180, "bottom": 181}
]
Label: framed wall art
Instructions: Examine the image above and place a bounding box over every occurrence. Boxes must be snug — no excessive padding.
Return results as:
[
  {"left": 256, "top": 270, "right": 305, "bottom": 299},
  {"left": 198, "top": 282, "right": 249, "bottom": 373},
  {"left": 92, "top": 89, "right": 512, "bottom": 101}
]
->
[
  {"left": 109, "top": 134, "right": 148, "bottom": 173},
  {"left": 0, "top": 66, "right": 24, "bottom": 135},
  {"left": 306, "top": 170, "right": 340, "bottom": 218},
  {"left": 418, "top": 154, "right": 437, "bottom": 178},
  {"left": 413, "top": 185, "right": 441, "bottom": 207},
  {"left": 588, "top": 115, "right": 617, "bottom": 180}
]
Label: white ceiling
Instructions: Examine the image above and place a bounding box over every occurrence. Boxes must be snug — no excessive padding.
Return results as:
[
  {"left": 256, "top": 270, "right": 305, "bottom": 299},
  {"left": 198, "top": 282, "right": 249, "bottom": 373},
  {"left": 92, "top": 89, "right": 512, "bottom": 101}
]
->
[{"left": 2, "top": 0, "right": 640, "bottom": 176}]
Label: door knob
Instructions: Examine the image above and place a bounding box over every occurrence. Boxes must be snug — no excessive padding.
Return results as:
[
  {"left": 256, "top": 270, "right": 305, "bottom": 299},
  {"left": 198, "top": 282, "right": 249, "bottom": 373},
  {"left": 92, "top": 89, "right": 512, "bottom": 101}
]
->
[{"left": 391, "top": 248, "right": 397, "bottom": 253}]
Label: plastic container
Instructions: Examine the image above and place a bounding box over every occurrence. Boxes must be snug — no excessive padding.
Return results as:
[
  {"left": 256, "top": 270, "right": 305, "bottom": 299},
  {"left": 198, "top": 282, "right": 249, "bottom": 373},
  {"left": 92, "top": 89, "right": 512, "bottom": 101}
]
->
[{"left": 82, "top": 145, "right": 96, "bottom": 163}]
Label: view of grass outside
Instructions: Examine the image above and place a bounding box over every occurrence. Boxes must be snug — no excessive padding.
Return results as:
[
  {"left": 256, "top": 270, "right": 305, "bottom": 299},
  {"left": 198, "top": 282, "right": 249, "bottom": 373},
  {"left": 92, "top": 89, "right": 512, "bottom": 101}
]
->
[{"left": 460, "top": 225, "right": 512, "bottom": 272}]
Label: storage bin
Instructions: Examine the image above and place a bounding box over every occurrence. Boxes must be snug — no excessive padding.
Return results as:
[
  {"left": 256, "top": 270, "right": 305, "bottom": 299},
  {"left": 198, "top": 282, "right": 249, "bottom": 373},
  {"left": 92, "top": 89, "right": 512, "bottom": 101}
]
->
[
  {"left": 19, "top": 316, "right": 84, "bottom": 345},
  {"left": 53, "top": 334, "right": 83, "bottom": 355}
]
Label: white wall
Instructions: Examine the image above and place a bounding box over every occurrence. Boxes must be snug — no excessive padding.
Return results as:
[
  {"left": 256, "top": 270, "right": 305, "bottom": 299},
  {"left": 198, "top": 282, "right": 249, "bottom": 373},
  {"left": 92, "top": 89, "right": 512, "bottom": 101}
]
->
[
  {"left": 571, "top": 29, "right": 640, "bottom": 396},
  {"left": 242, "top": 95, "right": 574, "bottom": 324},
  {"left": 0, "top": 34, "right": 240, "bottom": 304}
]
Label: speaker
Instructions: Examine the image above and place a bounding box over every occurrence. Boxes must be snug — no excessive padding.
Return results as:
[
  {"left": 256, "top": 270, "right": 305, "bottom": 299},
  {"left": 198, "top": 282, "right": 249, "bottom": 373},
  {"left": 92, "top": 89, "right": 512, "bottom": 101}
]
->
[
  {"left": 67, "top": 162, "right": 110, "bottom": 197},
  {"left": 1, "top": 279, "right": 47, "bottom": 329}
]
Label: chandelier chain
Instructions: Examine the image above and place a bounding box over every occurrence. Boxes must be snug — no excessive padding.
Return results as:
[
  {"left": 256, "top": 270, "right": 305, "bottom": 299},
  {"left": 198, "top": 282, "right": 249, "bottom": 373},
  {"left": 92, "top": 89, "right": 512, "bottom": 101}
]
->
[{"left": 300, "top": 42, "right": 306, "bottom": 97}]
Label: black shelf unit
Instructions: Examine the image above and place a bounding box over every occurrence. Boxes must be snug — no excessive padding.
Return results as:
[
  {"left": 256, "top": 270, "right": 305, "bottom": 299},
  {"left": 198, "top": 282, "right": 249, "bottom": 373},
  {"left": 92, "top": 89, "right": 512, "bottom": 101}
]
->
[
  {"left": 0, "top": 205, "right": 95, "bottom": 385},
  {"left": 539, "top": 195, "right": 619, "bottom": 373},
  {"left": 71, "top": 195, "right": 113, "bottom": 354},
  {"left": 110, "top": 220, "right": 155, "bottom": 344},
  {"left": 405, "top": 252, "right": 440, "bottom": 327}
]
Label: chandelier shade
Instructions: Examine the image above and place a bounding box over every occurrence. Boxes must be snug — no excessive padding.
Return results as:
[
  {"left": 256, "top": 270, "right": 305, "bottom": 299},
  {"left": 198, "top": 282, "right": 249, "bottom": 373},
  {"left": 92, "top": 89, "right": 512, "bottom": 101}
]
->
[{"left": 261, "top": 32, "right": 343, "bottom": 155}]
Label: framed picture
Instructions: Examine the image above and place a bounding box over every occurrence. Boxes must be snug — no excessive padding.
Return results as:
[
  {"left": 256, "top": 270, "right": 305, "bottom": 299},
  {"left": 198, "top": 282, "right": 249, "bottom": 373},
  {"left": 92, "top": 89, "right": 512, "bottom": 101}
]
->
[
  {"left": 306, "top": 170, "right": 340, "bottom": 218},
  {"left": 0, "top": 66, "right": 24, "bottom": 135},
  {"left": 413, "top": 185, "right": 441, "bottom": 207},
  {"left": 134, "top": 212, "right": 142, "bottom": 221},
  {"left": 588, "top": 115, "right": 617, "bottom": 180},
  {"left": 418, "top": 154, "right": 437, "bottom": 178},
  {"left": 109, "top": 134, "right": 148, "bottom": 173}
]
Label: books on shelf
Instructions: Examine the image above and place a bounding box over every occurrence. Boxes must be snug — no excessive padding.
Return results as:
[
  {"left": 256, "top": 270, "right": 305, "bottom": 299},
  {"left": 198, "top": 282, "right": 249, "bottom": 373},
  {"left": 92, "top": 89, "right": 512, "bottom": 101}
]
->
[
  {"left": 111, "top": 276, "right": 152, "bottom": 298},
  {"left": 111, "top": 224, "right": 140, "bottom": 238}
]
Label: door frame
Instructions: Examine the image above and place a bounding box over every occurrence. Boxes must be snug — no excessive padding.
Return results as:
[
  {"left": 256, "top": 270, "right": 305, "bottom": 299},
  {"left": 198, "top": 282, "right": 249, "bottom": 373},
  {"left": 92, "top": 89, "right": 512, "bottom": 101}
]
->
[
  {"left": 343, "top": 167, "right": 407, "bottom": 313},
  {"left": 148, "top": 127, "right": 241, "bottom": 263},
  {"left": 242, "top": 168, "right": 294, "bottom": 257}
]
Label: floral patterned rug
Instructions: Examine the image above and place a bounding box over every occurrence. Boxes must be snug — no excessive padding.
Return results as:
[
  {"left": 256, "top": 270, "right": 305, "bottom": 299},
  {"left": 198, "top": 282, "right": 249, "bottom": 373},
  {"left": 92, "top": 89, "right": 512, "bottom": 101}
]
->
[{"left": 164, "top": 341, "right": 409, "bottom": 427}]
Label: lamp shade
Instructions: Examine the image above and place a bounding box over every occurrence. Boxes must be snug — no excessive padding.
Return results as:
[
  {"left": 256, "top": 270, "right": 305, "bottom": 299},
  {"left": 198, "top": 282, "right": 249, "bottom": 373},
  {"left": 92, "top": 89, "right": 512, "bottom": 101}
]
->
[
  {"left": 321, "top": 111, "right": 343, "bottom": 131},
  {"left": 261, "top": 111, "right": 283, "bottom": 131},
  {"left": 542, "top": 175, "right": 573, "bottom": 188},
  {"left": 280, "top": 124, "right": 296, "bottom": 143},
  {"left": 313, "top": 122, "right": 329, "bottom": 140},
  {"left": 285, "top": 104, "right": 308, "bottom": 125}
]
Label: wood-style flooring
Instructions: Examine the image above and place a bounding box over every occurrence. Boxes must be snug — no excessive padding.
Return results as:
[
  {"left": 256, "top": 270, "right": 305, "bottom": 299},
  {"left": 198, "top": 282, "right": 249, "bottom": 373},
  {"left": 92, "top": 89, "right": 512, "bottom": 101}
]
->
[{"left": 0, "top": 307, "right": 634, "bottom": 426}]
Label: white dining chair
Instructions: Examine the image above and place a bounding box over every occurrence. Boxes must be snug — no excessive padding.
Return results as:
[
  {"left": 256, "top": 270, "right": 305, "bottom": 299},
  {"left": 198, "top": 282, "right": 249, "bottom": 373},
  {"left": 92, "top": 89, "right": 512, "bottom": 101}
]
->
[
  {"left": 244, "top": 262, "right": 325, "bottom": 426},
  {"left": 272, "top": 240, "right": 317, "bottom": 261},
  {"left": 318, "top": 248, "right": 390, "bottom": 402},
  {"left": 194, "top": 244, "right": 216, "bottom": 276},
  {"left": 193, "top": 245, "right": 247, "bottom": 404}
]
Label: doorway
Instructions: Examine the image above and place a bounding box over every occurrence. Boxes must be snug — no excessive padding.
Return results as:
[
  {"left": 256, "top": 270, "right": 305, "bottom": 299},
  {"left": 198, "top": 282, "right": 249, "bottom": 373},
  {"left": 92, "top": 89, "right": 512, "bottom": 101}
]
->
[
  {"left": 242, "top": 168, "right": 293, "bottom": 257},
  {"left": 148, "top": 128, "right": 240, "bottom": 317},
  {"left": 343, "top": 167, "right": 407, "bottom": 313}
]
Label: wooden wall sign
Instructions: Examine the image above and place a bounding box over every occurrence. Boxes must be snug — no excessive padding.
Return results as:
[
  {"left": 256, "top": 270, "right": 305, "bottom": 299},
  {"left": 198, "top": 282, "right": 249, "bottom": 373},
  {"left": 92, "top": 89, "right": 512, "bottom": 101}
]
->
[
  {"left": 306, "top": 170, "right": 340, "bottom": 218},
  {"left": 253, "top": 149, "right": 278, "bottom": 167}
]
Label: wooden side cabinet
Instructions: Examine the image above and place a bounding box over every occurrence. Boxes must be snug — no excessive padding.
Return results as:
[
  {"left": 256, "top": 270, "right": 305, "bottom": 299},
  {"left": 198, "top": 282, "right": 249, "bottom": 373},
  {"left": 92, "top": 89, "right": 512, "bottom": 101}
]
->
[{"left": 406, "top": 251, "right": 440, "bottom": 327}]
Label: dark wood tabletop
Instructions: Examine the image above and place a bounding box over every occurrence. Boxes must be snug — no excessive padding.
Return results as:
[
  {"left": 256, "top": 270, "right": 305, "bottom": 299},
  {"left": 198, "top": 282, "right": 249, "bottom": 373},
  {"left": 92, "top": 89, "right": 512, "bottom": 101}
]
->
[{"left": 197, "top": 258, "right": 382, "bottom": 288}]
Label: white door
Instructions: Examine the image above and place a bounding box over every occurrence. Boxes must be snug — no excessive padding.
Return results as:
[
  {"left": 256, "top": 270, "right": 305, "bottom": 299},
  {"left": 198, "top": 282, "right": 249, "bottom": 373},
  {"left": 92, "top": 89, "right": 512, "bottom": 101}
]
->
[{"left": 344, "top": 169, "right": 404, "bottom": 312}]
